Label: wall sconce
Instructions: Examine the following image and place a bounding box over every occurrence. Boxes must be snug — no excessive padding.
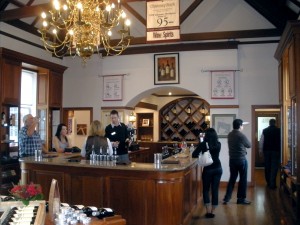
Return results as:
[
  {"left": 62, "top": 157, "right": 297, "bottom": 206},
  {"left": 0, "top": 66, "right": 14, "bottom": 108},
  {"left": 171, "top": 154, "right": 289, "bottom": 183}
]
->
[
  {"left": 205, "top": 115, "right": 211, "bottom": 127},
  {"left": 129, "top": 112, "right": 136, "bottom": 122}
]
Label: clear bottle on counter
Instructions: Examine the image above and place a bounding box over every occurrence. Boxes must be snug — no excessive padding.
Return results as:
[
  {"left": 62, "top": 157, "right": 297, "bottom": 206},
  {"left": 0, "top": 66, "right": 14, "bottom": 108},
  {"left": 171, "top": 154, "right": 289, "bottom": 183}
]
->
[{"left": 189, "top": 144, "right": 195, "bottom": 154}]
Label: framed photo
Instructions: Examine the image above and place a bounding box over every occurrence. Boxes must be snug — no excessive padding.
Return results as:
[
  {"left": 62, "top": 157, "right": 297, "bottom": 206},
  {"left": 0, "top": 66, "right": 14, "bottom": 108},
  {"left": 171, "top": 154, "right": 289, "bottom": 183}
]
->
[
  {"left": 103, "top": 75, "right": 123, "bottom": 101},
  {"left": 212, "top": 114, "right": 236, "bottom": 138},
  {"left": 211, "top": 71, "right": 235, "bottom": 99},
  {"left": 154, "top": 53, "right": 179, "bottom": 85},
  {"left": 142, "top": 119, "right": 150, "bottom": 127},
  {"left": 77, "top": 124, "right": 87, "bottom": 135}
]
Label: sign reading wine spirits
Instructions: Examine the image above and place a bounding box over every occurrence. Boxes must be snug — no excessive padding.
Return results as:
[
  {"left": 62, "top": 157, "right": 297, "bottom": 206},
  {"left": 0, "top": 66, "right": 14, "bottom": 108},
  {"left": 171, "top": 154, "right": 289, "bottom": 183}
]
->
[
  {"left": 146, "top": 0, "right": 180, "bottom": 42},
  {"left": 211, "top": 71, "right": 235, "bottom": 99}
]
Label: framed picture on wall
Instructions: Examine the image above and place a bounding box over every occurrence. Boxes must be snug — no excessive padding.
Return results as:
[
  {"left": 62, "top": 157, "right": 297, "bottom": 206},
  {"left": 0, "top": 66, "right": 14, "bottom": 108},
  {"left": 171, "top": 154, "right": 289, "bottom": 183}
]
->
[
  {"left": 154, "top": 53, "right": 179, "bottom": 85},
  {"left": 103, "top": 75, "right": 123, "bottom": 101},
  {"left": 212, "top": 114, "right": 236, "bottom": 138},
  {"left": 142, "top": 119, "right": 150, "bottom": 127},
  {"left": 211, "top": 71, "right": 235, "bottom": 99}
]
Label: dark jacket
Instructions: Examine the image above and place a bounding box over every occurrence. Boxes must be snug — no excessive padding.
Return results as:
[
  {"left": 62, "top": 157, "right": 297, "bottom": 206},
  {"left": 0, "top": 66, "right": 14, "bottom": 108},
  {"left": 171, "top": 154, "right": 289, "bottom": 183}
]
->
[
  {"left": 192, "top": 141, "right": 222, "bottom": 169},
  {"left": 85, "top": 135, "right": 108, "bottom": 160},
  {"left": 262, "top": 125, "right": 281, "bottom": 152},
  {"left": 228, "top": 129, "right": 251, "bottom": 161},
  {"left": 105, "top": 123, "right": 129, "bottom": 155}
]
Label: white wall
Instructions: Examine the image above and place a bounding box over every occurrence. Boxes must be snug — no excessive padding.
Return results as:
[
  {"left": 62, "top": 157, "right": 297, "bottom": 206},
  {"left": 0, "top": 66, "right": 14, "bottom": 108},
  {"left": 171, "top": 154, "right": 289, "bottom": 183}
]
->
[
  {"left": 62, "top": 43, "right": 279, "bottom": 182},
  {"left": 0, "top": 22, "right": 66, "bottom": 66},
  {"left": 0, "top": 0, "right": 279, "bottom": 183}
]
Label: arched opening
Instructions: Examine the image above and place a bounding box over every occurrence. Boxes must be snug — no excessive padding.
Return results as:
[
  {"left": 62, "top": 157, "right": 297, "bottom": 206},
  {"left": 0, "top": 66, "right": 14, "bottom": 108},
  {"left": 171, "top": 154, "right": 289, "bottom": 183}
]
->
[{"left": 126, "top": 87, "right": 210, "bottom": 142}]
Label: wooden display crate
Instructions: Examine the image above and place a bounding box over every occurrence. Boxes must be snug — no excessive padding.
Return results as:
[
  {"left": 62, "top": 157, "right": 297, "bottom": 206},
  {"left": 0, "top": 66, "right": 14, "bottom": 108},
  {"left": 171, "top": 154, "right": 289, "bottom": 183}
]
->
[{"left": 0, "top": 200, "right": 46, "bottom": 225}]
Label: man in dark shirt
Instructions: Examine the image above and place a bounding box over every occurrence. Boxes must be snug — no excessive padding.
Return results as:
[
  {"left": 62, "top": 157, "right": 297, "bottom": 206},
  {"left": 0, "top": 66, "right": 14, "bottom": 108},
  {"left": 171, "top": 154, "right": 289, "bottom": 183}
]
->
[
  {"left": 105, "top": 110, "right": 130, "bottom": 162},
  {"left": 223, "top": 119, "right": 252, "bottom": 205},
  {"left": 259, "top": 119, "right": 281, "bottom": 189}
]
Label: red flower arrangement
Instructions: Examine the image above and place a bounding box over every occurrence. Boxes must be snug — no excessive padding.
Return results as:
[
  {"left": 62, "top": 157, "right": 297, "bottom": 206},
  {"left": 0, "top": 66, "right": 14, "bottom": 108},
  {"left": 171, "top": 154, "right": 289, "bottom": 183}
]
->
[{"left": 10, "top": 183, "right": 44, "bottom": 206}]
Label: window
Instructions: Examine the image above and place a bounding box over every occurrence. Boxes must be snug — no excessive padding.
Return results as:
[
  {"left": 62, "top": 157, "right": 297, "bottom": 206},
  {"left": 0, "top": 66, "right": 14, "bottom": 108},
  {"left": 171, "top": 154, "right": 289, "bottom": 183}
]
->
[{"left": 21, "top": 69, "right": 37, "bottom": 121}]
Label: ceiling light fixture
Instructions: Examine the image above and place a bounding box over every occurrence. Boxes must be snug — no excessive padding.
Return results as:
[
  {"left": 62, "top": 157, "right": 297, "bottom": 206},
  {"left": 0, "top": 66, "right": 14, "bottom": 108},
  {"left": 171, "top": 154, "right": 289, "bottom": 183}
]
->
[{"left": 39, "top": 0, "right": 132, "bottom": 63}]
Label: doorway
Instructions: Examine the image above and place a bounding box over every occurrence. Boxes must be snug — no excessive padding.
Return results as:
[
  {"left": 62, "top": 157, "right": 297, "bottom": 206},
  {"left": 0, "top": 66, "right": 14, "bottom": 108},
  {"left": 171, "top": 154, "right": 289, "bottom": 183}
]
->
[
  {"left": 62, "top": 107, "right": 93, "bottom": 147},
  {"left": 252, "top": 106, "right": 281, "bottom": 169}
]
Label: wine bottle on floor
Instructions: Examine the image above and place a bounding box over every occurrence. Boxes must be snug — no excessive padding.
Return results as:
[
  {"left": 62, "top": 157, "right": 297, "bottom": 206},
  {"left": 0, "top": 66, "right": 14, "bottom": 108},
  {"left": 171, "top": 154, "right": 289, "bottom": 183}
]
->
[{"left": 92, "top": 208, "right": 115, "bottom": 219}]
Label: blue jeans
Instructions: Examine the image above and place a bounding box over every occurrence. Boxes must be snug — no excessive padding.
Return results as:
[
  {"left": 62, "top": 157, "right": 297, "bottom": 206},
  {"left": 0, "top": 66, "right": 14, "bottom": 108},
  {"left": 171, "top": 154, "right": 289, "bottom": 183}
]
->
[
  {"left": 202, "top": 167, "right": 223, "bottom": 206},
  {"left": 224, "top": 159, "right": 248, "bottom": 201},
  {"left": 264, "top": 151, "right": 280, "bottom": 188}
]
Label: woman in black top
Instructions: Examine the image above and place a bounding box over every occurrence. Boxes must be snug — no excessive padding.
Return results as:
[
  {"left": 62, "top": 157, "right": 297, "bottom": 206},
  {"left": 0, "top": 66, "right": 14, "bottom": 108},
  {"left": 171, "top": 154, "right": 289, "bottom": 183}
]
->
[{"left": 192, "top": 128, "right": 222, "bottom": 218}]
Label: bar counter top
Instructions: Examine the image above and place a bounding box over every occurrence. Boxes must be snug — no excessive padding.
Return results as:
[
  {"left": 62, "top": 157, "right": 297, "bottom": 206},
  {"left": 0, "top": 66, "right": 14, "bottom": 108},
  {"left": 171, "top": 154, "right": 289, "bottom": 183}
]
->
[
  {"left": 20, "top": 152, "right": 201, "bottom": 225},
  {"left": 19, "top": 152, "right": 196, "bottom": 172}
]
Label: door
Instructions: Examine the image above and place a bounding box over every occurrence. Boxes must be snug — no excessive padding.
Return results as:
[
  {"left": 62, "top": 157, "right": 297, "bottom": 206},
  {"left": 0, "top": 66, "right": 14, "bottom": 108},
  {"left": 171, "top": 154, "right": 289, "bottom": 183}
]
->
[{"left": 255, "top": 110, "right": 281, "bottom": 167}]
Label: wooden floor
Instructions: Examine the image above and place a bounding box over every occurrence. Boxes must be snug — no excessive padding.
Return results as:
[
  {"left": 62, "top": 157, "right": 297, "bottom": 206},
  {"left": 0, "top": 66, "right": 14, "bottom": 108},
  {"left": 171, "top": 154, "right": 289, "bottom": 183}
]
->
[{"left": 189, "top": 169, "right": 295, "bottom": 225}]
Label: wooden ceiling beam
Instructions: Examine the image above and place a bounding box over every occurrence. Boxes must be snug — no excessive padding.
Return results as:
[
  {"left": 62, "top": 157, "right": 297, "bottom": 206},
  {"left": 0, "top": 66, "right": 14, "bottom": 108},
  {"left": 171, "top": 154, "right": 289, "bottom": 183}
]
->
[
  {"left": 288, "top": 0, "right": 300, "bottom": 8},
  {"left": 0, "top": 3, "right": 50, "bottom": 21},
  {"left": 123, "top": 2, "right": 146, "bottom": 26},
  {"left": 127, "top": 28, "right": 280, "bottom": 45},
  {"left": 26, "top": 0, "right": 35, "bottom": 6},
  {"left": 244, "top": 0, "right": 298, "bottom": 32},
  {"left": 180, "top": 0, "right": 204, "bottom": 24},
  {"left": 9, "top": 0, "right": 25, "bottom": 8},
  {"left": 0, "top": 1, "right": 10, "bottom": 11},
  {"left": 5, "top": 19, "right": 39, "bottom": 36}
]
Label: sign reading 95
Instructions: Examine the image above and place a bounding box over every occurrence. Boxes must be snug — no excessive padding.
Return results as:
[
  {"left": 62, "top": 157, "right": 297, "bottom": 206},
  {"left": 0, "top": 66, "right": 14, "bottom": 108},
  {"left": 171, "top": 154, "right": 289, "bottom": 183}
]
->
[{"left": 147, "top": 0, "right": 179, "bottom": 29}]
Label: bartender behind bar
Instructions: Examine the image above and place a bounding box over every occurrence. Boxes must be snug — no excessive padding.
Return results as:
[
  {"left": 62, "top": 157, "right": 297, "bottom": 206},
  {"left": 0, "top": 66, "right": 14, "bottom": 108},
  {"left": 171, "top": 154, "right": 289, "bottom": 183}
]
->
[{"left": 105, "top": 110, "right": 130, "bottom": 162}]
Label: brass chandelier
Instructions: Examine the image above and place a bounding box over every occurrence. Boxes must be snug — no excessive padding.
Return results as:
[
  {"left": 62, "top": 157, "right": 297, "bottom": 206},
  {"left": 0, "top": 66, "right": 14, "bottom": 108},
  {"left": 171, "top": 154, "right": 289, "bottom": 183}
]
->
[{"left": 39, "top": 0, "right": 132, "bottom": 63}]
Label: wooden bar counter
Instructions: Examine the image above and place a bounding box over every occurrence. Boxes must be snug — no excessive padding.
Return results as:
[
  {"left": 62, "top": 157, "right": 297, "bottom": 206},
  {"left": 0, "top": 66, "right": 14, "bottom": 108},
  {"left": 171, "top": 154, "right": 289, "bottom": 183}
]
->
[{"left": 20, "top": 153, "right": 201, "bottom": 225}]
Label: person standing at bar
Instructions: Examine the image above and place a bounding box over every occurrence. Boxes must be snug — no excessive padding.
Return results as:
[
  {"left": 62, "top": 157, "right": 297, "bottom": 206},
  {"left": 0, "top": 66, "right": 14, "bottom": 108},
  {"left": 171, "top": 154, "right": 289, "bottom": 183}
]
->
[
  {"left": 105, "top": 110, "right": 130, "bottom": 162},
  {"left": 192, "top": 128, "right": 222, "bottom": 218},
  {"left": 259, "top": 119, "right": 281, "bottom": 189},
  {"left": 19, "top": 114, "right": 43, "bottom": 157},
  {"left": 223, "top": 119, "right": 252, "bottom": 205}
]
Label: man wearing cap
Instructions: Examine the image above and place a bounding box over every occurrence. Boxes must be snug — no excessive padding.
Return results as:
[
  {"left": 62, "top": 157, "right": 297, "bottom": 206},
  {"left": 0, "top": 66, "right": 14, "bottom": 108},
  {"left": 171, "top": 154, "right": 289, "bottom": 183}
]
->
[{"left": 223, "top": 119, "right": 252, "bottom": 205}]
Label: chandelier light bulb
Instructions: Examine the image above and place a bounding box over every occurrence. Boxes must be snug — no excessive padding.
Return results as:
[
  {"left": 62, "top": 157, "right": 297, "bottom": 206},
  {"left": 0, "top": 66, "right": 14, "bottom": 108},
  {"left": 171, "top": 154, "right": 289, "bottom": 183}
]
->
[
  {"left": 68, "top": 30, "right": 74, "bottom": 35},
  {"left": 125, "top": 19, "right": 131, "bottom": 26},
  {"left": 106, "top": 5, "right": 111, "bottom": 12},
  {"left": 111, "top": 3, "right": 115, "bottom": 9},
  {"left": 121, "top": 11, "right": 126, "bottom": 18},
  {"left": 52, "top": 29, "right": 57, "bottom": 34},
  {"left": 108, "top": 30, "right": 112, "bottom": 36},
  {"left": 53, "top": 0, "right": 60, "bottom": 10},
  {"left": 41, "top": 12, "right": 47, "bottom": 19},
  {"left": 42, "top": 21, "right": 48, "bottom": 27},
  {"left": 96, "top": 6, "right": 99, "bottom": 12},
  {"left": 63, "top": 4, "right": 68, "bottom": 10},
  {"left": 77, "top": 2, "right": 83, "bottom": 10}
]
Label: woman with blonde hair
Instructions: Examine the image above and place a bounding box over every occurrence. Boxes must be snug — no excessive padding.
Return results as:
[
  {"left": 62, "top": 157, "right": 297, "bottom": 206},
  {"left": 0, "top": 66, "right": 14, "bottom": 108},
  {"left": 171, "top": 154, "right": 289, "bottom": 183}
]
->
[{"left": 81, "top": 120, "right": 113, "bottom": 159}]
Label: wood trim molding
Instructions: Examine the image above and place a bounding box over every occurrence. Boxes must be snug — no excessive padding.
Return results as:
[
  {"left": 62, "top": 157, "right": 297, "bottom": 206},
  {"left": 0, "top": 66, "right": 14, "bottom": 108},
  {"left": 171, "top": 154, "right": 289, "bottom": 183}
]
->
[
  {"left": 101, "top": 106, "right": 135, "bottom": 110},
  {"left": 210, "top": 105, "right": 239, "bottom": 108},
  {"left": 135, "top": 102, "right": 158, "bottom": 110},
  {"left": 0, "top": 47, "right": 67, "bottom": 73},
  {"left": 251, "top": 105, "right": 281, "bottom": 109}
]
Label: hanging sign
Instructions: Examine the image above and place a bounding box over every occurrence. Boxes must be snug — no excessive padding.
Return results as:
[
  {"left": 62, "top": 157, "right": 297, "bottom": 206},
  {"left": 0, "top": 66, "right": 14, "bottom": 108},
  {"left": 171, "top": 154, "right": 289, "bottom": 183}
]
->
[
  {"left": 103, "top": 75, "right": 123, "bottom": 101},
  {"left": 146, "top": 0, "right": 180, "bottom": 42}
]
